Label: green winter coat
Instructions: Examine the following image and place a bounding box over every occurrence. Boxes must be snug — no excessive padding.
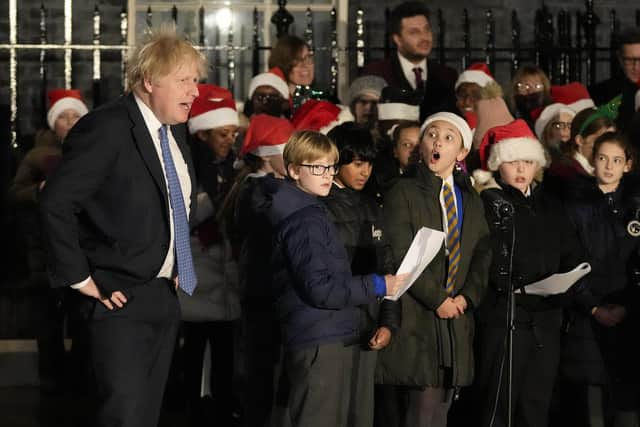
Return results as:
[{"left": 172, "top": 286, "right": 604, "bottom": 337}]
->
[{"left": 375, "top": 166, "right": 491, "bottom": 388}]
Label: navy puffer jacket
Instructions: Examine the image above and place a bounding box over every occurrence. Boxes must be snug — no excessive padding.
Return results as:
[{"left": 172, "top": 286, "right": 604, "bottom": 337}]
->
[{"left": 267, "top": 179, "right": 381, "bottom": 350}]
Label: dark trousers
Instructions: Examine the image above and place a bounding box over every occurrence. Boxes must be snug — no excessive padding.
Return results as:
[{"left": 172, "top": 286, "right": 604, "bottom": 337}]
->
[
  {"left": 89, "top": 278, "right": 180, "bottom": 427},
  {"left": 241, "top": 303, "right": 280, "bottom": 427},
  {"left": 405, "top": 387, "right": 453, "bottom": 427},
  {"left": 374, "top": 384, "right": 409, "bottom": 427},
  {"left": 182, "top": 320, "right": 235, "bottom": 426},
  {"left": 474, "top": 313, "right": 562, "bottom": 427},
  {"left": 287, "top": 341, "right": 353, "bottom": 427},
  {"left": 349, "top": 347, "right": 377, "bottom": 427}
]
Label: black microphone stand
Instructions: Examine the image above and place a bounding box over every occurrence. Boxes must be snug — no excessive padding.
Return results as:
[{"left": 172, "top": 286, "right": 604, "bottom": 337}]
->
[{"left": 488, "top": 198, "right": 516, "bottom": 427}]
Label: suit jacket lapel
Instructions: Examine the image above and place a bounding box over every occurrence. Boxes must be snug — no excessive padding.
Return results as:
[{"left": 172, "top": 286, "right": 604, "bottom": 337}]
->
[{"left": 124, "top": 94, "right": 169, "bottom": 213}]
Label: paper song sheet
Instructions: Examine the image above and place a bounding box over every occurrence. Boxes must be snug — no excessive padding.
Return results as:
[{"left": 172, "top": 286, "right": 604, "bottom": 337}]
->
[
  {"left": 384, "top": 227, "right": 446, "bottom": 301},
  {"left": 515, "top": 262, "right": 591, "bottom": 296}
]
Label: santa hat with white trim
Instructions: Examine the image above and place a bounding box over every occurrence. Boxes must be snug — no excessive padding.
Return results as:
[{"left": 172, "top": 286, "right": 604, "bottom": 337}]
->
[
  {"left": 188, "top": 84, "right": 239, "bottom": 134},
  {"left": 479, "top": 119, "right": 548, "bottom": 172},
  {"left": 248, "top": 67, "right": 290, "bottom": 100},
  {"left": 533, "top": 102, "right": 576, "bottom": 140},
  {"left": 240, "top": 113, "right": 294, "bottom": 157},
  {"left": 455, "top": 62, "right": 495, "bottom": 90},
  {"left": 550, "top": 82, "right": 595, "bottom": 113},
  {"left": 290, "top": 99, "right": 354, "bottom": 135},
  {"left": 47, "top": 88, "right": 88, "bottom": 130},
  {"left": 420, "top": 112, "right": 473, "bottom": 150}
]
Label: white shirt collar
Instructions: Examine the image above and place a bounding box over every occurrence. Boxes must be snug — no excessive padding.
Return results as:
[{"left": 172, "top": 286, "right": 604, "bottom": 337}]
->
[
  {"left": 134, "top": 93, "right": 163, "bottom": 136},
  {"left": 397, "top": 52, "right": 427, "bottom": 90},
  {"left": 573, "top": 151, "right": 595, "bottom": 175},
  {"left": 440, "top": 174, "right": 455, "bottom": 191}
]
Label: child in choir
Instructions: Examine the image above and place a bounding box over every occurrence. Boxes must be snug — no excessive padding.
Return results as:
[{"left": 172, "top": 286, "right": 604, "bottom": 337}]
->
[
  {"left": 472, "top": 119, "right": 587, "bottom": 427},
  {"left": 266, "top": 130, "right": 406, "bottom": 427},
  {"left": 378, "top": 112, "right": 492, "bottom": 427},
  {"left": 561, "top": 132, "right": 640, "bottom": 427}
]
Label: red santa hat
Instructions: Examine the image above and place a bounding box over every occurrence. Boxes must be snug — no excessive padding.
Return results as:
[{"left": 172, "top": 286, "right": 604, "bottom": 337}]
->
[
  {"left": 419, "top": 112, "right": 473, "bottom": 150},
  {"left": 188, "top": 84, "right": 239, "bottom": 134},
  {"left": 240, "top": 113, "right": 294, "bottom": 157},
  {"left": 455, "top": 62, "right": 495, "bottom": 90},
  {"left": 248, "top": 67, "right": 290, "bottom": 100},
  {"left": 290, "top": 99, "right": 354, "bottom": 134},
  {"left": 47, "top": 89, "right": 88, "bottom": 130},
  {"left": 533, "top": 102, "right": 576, "bottom": 140},
  {"left": 550, "top": 82, "right": 595, "bottom": 113},
  {"left": 477, "top": 119, "right": 548, "bottom": 172}
]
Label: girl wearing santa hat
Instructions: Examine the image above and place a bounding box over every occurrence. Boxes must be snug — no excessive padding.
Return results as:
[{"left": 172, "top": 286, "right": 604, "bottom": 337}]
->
[
  {"left": 472, "top": 119, "right": 587, "bottom": 427},
  {"left": 9, "top": 88, "right": 89, "bottom": 394},
  {"left": 224, "top": 113, "right": 294, "bottom": 427},
  {"left": 180, "top": 83, "right": 241, "bottom": 426}
]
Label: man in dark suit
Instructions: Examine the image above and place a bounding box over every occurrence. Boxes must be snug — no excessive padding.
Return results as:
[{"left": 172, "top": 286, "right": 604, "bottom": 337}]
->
[
  {"left": 39, "top": 25, "right": 206, "bottom": 427},
  {"left": 590, "top": 28, "right": 640, "bottom": 131},
  {"left": 361, "top": 1, "right": 458, "bottom": 122}
]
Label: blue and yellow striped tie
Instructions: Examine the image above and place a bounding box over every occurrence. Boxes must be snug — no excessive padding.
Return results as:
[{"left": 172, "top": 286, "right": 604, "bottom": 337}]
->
[{"left": 443, "top": 183, "right": 460, "bottom": 295}]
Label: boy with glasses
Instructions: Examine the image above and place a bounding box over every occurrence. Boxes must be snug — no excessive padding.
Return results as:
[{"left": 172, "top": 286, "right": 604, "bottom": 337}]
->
[{"left": 266, "top": 131, "right": 407, "bottom": 427}]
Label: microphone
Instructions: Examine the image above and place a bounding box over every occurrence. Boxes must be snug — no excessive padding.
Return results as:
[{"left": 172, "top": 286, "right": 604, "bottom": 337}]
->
[{"left": 483, "top": 190, "right": 515, "bottom": 223}]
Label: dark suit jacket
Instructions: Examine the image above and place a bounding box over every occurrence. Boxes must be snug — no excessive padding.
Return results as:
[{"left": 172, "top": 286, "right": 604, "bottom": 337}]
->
[
  {"left": 361, "top": 53, "right": 459, "bottom": 121},
  {"left": 39, "top": 93, "right": 197, "bottom": 296}
]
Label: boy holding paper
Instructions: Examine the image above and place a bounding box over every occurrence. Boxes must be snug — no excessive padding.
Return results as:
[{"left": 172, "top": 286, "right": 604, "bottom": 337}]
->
[
  {"left": 376, "top": 112, "right": 492, "bottom": 427},
  {"left": 266, "top": 131, "right": 407, "bottom": 427},
  {"left": 471, "top": 119, "right": 587, "bottom": 427}
]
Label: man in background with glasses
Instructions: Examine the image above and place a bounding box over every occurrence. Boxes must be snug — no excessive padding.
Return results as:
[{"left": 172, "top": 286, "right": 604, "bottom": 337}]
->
[{"left": 590, "top": 28, "right": 640, "bottom": 129}]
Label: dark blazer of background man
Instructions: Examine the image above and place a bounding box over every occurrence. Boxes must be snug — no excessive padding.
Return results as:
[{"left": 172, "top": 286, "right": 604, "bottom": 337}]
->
[
  {"left": 361, "top": 1, "right": 458, "bottom": 121},
  {"left": 39, "top": 26, "right": 206, "bottom": 427},
  {"left": 589, "top": 28, "right": 640, "bottom": 131}
]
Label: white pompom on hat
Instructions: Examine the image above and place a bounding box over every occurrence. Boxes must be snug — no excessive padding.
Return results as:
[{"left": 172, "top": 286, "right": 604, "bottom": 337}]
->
[
  {"left": 419, "top": 112, "right": 473, "bottom": 150},
  {"left": 248, "top": 67, "right": 289, "bottom": 100},
  {"left": 47, "top": 89, "right": 88, "bottom": 130}
]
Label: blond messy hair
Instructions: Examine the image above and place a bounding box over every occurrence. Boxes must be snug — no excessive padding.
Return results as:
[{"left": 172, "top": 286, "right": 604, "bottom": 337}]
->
[
  {"left": 284, "top": 131, "right": 339, "bottom": 170},
  {"left": 127, "top": 23, "right": 207, "bottom": 92}
]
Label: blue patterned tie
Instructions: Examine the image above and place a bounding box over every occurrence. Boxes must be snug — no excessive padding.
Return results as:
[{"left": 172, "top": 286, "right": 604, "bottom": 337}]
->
[{"left": 159, "top": 125, "right": 197, "bottom": 295}]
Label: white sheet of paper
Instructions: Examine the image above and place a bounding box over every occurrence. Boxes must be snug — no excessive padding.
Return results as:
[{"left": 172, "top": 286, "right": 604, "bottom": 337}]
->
[
  {"left": 384, "top": 227, "right": 446, "bottom": 301},
  {"left": 515, "top": 262, "right": 591, "bottom": 296}
]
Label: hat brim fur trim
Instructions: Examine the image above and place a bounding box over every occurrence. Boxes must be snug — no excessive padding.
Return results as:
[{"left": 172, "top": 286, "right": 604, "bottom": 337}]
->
[
  {"left": 455, "top": 70, "right": 495, "bottom": 90},
  {"left": 420, "top": 111, "right": 473, "bottom": 151},
  {"left": 251, "top": 143, "right": 286, "bottom": 157},
  {"left": 319, "top": 106, "right": 355, "bottom": 135},
  {"left": 534, "top": 103, "right": 576, "bottom": 140},
  {"left": 378, "top": 103, "right": 420, "bottom": 121},
  {"left": 188, "top": 108, "right": 239, "bottom": 134},
  {"left": 248, "top": 74, "right": 290, "bottom": 100},
  {"left": 569, "top": 98, "right": 596, "bottom": 113},
  {"left": 47, "top": 97, "right": 88, "bottom": 130},
  {"left": 487, "top": 137, "right": 548, "bottom": 171}
]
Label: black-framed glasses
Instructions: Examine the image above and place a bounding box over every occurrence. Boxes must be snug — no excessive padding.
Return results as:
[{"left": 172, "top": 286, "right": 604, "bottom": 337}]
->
[
  {"left": 300, "top": 163, "right": 339, "bottom": 176},
  {"left": 621, "top": 56, "right": 640, "bottom": 66},
  {"left": 551, "top": 121, "right": 572, "bottom": 130}
]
